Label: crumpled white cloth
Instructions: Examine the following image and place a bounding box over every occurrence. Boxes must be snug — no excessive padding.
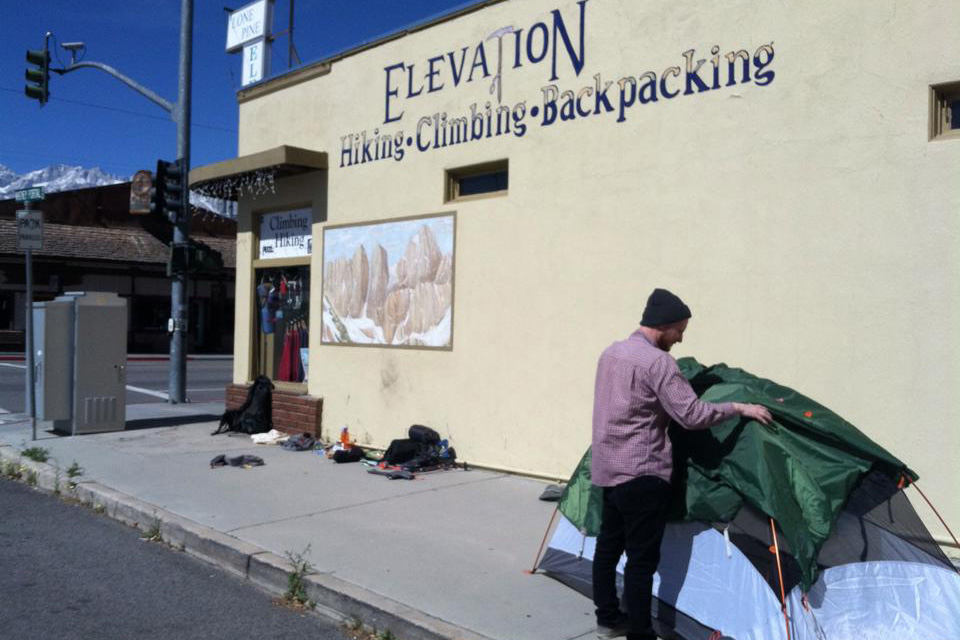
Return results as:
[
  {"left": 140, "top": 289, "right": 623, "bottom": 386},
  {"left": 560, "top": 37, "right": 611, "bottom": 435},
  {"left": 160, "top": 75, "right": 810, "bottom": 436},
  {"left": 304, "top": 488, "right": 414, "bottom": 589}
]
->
[{"left": 250, "top": 429, "right": 289, "bottom": 445}]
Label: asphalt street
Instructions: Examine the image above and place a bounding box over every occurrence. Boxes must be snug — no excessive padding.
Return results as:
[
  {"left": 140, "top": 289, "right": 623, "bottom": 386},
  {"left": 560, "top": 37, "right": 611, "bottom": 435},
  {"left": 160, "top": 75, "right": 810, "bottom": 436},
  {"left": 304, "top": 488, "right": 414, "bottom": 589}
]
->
[
  {"left": 0, "top": 476, "right": 351, "bottom": 640},
  {"left": 0, "top": 358, "right": 232, "bottom": 414}
]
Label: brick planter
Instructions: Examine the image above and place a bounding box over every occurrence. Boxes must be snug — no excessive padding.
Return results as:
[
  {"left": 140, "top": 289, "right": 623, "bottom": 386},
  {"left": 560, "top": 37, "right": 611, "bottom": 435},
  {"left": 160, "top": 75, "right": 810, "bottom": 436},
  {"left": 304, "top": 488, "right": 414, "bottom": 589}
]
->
[{"left": 225, "top": 383, "right": 323, "bottom": 438}]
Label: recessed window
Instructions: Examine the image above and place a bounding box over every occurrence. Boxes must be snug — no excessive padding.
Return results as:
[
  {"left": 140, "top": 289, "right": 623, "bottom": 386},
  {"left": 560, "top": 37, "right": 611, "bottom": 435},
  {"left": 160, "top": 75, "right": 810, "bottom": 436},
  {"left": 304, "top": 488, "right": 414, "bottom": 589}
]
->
[
  {"left": 930, "top": 81, "right": 960, "bottom": 141},
  {"left": 253, "top": 207, "right": 313, "bottom": 388},
  {"left": 254, "top": 265, "right": 310, "bottom": 384},
  {"left": 445, "top": 160, "right": 508, "bottom": 202}
]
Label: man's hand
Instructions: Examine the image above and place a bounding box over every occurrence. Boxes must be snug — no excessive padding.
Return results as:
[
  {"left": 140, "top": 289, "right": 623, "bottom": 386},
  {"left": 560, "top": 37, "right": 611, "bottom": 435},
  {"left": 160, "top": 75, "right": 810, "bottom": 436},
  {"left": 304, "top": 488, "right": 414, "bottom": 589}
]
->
[{"left": 733, "top": 402, "right": 774, "bottom": 426}]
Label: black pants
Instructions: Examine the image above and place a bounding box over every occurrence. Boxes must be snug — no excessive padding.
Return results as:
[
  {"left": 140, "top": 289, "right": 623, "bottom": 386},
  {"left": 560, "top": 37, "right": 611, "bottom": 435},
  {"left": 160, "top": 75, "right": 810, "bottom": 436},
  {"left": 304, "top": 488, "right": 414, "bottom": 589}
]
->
[{"left": 592, "top": 475, "right": 672, "bottom": 640}]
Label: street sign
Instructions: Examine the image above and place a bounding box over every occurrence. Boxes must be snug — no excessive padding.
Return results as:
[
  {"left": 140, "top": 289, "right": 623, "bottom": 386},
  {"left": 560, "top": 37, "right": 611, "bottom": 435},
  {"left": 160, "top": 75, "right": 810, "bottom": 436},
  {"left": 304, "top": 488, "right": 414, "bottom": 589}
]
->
[
  {"left": 242, "top": 39, "right": 268, "bottom": 86},
  {"left": 15, "top": 187, "right": 45, "bottom": 203},
  {"left": 227, "top": 0, "right": 273, "bottom": 87},
  {"left": 16, "top": 210, "right": 43, "bottom": 250},
  {"left": 226, "top": 0, "right": 271, "bottom": 52}
]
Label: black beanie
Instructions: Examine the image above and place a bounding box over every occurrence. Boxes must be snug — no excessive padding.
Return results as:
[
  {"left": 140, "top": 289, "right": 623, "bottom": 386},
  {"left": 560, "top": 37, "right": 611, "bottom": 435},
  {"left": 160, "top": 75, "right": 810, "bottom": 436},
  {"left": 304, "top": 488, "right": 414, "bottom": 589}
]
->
[{"left": 640, "top": 288, "right": 692, "bottom": 327}]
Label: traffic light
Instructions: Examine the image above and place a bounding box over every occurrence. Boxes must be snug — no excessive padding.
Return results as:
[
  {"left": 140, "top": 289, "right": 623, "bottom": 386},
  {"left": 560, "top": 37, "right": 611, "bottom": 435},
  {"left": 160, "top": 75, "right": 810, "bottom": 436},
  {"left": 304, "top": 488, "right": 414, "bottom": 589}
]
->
[
  {"left": 150, "top": 159, "right": 184, "bottom": 222},
  {"left": 191, "top": 241, "right": 224, "bottom": 272},
  {"left": 167, "top": 244, "right": 190, "bottom": 277},
  {"left": 166, "top": 241, "right": 224, "bottom": 277},
  {"left": 25, "top": 40, "right": 51, "bottom": 105}
]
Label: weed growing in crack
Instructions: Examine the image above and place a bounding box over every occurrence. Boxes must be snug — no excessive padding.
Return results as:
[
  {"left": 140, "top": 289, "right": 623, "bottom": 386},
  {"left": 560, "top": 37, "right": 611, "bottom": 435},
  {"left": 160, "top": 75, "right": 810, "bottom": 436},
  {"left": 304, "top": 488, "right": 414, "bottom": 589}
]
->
[
  {"left": 66, "top": 461, "right": 84, "bottom": 491},
  {"left": 342, "top": 615, "right": 402, "bottom": 640},
  {"left": 142, "top": 514, "right": 163, "bottom": 543},
  {"left": 283, "top": 544, "right": 314, "bottom": 608},
  {"left": 3, "top": 460, "right": 22, "bottom": 480},
  {"left": 26, "top": 470, "right": 37, "bottom": 486},
  {"left": 22, "top": 447, "right": 49, "bottom": 463}
]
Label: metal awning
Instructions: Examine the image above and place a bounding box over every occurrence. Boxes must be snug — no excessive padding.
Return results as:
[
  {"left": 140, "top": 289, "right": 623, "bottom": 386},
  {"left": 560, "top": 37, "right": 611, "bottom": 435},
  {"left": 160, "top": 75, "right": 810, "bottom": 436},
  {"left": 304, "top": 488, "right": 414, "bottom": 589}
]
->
[{"left": 189, "top": 145, "right": 327, "bottom": 201}]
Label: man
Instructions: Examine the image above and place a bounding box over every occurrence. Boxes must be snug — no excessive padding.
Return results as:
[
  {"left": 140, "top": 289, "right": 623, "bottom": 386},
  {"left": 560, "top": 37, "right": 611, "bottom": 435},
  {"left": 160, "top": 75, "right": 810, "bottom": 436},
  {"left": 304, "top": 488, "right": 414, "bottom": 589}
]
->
[{"left": 591, "top": 288, "right": 772, "bottom": 640}]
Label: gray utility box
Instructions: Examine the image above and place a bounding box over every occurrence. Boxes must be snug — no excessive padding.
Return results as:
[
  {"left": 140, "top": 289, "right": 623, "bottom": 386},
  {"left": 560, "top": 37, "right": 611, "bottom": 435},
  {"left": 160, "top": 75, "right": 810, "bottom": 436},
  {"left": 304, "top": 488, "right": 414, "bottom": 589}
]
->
[{"left": 33, "top": 292, "right": 127, "bottom": 435}]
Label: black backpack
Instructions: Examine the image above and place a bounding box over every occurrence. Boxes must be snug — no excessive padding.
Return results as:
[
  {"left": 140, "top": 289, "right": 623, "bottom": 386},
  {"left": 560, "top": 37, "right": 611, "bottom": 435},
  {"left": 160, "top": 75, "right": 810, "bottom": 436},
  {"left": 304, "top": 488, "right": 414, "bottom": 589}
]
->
[
  {"left": 383, "top": 438, "right": 421, "bottom": 465},
  {"left": 382, "top": 425, "right": 448, "bottom": 470},
  {"left": 213, "top": 376, "right": 274, "bottom": 435}
]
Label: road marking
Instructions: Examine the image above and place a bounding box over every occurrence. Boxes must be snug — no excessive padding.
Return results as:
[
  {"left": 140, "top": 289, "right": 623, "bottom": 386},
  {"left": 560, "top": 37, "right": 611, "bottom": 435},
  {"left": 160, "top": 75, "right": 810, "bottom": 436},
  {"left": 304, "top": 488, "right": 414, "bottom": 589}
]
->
[
  {"left": 3, "top": 364, "right": 222, "bottom": 403},
  {"left": 125, "top": 386, "right": 223, "bottom": 399},
  {"left": 125, "top": 385, "right": 170, "bottom": 401}
]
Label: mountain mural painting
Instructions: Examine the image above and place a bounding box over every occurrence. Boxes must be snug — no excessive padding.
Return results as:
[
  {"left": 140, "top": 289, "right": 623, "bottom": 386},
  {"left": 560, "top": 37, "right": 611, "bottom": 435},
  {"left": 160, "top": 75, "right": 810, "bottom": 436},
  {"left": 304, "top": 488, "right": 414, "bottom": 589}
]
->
[{"left": 321, "top": 213, "right": 455, "bottom": 348}]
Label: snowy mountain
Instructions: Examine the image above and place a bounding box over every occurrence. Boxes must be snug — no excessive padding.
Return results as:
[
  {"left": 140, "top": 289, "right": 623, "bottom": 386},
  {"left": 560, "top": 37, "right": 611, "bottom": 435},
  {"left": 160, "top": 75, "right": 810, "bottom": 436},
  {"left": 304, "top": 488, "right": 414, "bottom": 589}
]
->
[
  {"left": 0, "top": 164, "right": 236, "bottom": 218},
  {"left": 0, "top": 165, "right": 19, "bottom": 192},
  {"left": 0, "top": 164, "right": 124, "bottom": 197}
]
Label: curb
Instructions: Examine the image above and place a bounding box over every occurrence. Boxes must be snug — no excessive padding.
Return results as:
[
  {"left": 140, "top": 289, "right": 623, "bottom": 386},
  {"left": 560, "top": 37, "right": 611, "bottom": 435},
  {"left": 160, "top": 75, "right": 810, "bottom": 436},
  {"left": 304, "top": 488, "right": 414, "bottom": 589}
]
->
[{"left": 0, "top": 445, "right": 492, "bottom": 640}]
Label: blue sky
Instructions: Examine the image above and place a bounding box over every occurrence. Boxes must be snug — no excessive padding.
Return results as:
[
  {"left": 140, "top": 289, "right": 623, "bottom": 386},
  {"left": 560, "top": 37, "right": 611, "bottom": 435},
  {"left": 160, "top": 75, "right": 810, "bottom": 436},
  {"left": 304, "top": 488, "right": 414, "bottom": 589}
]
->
[{"left": 0, "top": 0, "right": 479, "bottom": 179}]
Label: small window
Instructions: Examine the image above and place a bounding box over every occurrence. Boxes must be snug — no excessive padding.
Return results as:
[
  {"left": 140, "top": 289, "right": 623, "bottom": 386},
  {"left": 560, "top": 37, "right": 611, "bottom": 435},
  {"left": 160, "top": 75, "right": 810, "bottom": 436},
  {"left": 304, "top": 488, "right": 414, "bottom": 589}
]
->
[
  {"left": 930, "top": 82, "right": 960, "bottom": 141},
  {"left": 445, "top": 160, "right": 508, "bottom": 202}
]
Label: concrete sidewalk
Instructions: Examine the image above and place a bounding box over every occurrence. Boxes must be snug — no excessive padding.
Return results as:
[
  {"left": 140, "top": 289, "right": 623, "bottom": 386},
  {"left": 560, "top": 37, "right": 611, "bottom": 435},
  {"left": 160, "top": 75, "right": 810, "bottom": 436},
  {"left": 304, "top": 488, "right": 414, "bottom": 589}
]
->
[{"left": 0, "top": 403, "right": 597, "bottom": 640}]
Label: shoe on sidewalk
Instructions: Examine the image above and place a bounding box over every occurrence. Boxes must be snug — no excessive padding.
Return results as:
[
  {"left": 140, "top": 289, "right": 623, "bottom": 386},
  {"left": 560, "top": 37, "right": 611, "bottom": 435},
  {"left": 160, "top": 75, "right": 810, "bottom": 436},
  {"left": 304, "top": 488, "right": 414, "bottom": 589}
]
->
[{"left": 596, "top": 615, "right": 630, "bottom": 639}]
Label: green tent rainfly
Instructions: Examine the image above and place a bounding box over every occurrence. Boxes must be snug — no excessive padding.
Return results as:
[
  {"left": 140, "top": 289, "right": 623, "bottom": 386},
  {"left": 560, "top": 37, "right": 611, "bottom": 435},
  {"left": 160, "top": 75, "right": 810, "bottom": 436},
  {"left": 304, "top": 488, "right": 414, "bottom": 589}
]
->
[{"left": 558, "top": 357, "right": 916, "bottom": 591}]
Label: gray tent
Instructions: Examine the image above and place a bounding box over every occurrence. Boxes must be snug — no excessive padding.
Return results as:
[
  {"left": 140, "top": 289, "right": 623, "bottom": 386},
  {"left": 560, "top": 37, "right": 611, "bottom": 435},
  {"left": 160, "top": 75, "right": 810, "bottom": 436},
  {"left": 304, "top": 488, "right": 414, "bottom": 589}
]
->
[{"left": 536, "top": 360, "right": 960, "bottom": 639}]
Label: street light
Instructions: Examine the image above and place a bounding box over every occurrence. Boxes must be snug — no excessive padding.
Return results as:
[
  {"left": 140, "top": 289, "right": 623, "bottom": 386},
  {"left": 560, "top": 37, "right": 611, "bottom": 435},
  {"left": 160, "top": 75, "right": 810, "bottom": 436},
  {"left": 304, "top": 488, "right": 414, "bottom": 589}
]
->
[{"left": 61, "top": 41, "right": 86, "bottom": 65}]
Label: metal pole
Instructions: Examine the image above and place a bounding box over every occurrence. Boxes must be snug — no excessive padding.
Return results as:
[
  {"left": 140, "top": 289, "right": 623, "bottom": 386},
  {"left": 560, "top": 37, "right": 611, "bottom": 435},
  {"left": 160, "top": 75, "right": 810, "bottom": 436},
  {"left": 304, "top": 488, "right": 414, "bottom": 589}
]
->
[
  {"left": 23, "top": 201, "right": 36, "bottom": 440},
  {"left": 169, "top": 0, "right": 193, "bottom": 403},
  {"left": 54, "top": 62, "right": 175, "bottom": 115}
]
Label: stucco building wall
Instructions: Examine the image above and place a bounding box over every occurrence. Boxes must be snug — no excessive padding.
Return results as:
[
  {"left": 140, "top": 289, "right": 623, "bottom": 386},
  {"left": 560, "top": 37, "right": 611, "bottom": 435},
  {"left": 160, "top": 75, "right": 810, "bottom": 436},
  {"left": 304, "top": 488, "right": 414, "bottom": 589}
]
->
[{"left": 232, "top": 0, "right": 960, "bottom": 542}]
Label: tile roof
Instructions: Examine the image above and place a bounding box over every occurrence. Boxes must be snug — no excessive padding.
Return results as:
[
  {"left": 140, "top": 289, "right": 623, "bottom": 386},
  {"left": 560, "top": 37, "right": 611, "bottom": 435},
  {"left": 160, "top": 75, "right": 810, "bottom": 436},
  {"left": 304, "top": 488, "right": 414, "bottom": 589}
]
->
[{"left": 0, "top": 220, "right": 236, "bottom": 268}]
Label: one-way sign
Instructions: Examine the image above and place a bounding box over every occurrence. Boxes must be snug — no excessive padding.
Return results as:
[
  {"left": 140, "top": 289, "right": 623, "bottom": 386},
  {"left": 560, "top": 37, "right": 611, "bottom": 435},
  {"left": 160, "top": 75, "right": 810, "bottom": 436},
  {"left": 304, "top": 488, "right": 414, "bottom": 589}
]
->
[{"left": 16, "top": 210, "right": 43, "bottom": 250}]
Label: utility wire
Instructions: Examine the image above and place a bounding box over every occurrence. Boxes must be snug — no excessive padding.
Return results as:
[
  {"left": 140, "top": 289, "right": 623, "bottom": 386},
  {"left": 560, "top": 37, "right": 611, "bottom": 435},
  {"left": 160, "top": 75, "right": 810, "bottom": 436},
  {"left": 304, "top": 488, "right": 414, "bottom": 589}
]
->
[{"left": 0, "top": 86, "right": 236, "bottom": 134}]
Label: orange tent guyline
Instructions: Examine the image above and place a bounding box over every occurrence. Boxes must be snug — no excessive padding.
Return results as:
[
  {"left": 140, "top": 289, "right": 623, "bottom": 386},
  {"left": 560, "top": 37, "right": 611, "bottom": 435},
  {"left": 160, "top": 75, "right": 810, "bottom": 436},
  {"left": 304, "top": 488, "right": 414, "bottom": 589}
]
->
[
  {"left": 526, "top": 505, "right": 559, "bottom": 574},
  {"left": 911, "top": 481, "right": 960, "bottom": 551},
  {"left": 769, "top": 518, "right": 792, "bottom": 640}
]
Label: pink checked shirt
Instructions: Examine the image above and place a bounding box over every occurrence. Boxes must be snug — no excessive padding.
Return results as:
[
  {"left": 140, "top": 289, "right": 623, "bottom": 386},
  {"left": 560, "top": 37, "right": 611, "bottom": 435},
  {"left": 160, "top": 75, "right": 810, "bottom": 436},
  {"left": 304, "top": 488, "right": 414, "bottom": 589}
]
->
[{"left": 591, "top": 330, "right": 737, "bottom": 487}]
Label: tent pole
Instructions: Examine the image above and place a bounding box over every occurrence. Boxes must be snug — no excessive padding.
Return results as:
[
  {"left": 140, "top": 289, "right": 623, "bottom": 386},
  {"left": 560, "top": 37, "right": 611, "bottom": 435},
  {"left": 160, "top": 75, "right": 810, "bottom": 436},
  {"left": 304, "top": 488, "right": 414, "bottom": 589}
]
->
[
  {"left": 526, "top": 505, "right": 559, "bottom": 574},
  {"left": 911, "top": 481, "right": 960, "bottom": 550},
  {"left": 769, "top": 518, "right": 792, "bottom": 640}
]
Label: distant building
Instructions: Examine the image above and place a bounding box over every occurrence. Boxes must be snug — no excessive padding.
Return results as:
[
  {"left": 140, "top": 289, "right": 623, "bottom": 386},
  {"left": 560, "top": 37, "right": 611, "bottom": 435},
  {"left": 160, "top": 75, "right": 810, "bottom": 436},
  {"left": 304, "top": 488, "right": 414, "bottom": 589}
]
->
[{"left": 0, "top": 182, "right": 235, "bottom": 353}]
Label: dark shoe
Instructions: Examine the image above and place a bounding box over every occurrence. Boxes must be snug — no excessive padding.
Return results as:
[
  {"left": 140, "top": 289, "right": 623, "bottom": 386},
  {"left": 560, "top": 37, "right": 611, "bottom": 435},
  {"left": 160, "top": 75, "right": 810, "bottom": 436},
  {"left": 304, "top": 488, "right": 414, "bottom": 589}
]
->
[
  {"left": 227, "top": 454, "right": 265, "bottom": 467},
  {"left": 539, "top": 484, "right": 565, "bottom": 501},
  {"left": 209, "top": 454, "right": 227, "bottom": 468},
  {"left": 597, "top": 616, "right": 630, "bottom": 639}
]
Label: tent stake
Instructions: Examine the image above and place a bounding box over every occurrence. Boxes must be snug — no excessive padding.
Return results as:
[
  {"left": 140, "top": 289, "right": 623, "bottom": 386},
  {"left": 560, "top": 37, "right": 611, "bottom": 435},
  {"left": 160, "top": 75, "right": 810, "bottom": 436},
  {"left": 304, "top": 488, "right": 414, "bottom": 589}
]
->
[
  {"left": 526, "top": 505, "right": 559, "bottom": 574},
  {"left": 911, "top": 481, "right": 960, "bottom": 551},
  {"left": 769, "top": 518, "right": 792, "bottom": 640}
]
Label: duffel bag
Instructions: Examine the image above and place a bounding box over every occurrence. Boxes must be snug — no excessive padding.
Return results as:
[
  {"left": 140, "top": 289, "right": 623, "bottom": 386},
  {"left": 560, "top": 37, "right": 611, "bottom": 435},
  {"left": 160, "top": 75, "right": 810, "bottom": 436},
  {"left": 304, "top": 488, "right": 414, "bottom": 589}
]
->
[{"left": 408, "top": 424, "right": 440, "bottom": 444}]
